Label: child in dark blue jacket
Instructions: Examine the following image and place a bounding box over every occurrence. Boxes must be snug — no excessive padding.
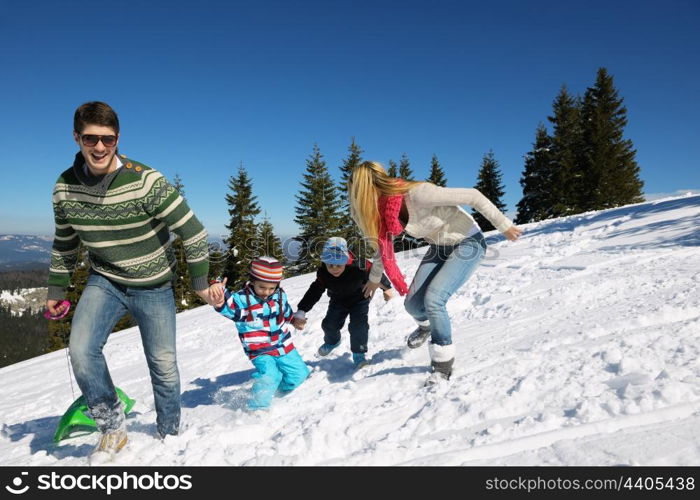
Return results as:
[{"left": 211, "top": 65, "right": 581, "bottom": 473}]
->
[{"left": 292, "top": 237, "right": 393, "bottom": 368}]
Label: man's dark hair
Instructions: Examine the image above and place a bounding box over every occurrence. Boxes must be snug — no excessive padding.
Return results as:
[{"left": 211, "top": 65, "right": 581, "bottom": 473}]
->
[{"left": 73, "top": 101, "right": 120, "bottom": 134}]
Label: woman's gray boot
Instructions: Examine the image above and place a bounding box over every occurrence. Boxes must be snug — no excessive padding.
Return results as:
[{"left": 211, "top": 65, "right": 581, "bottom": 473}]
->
[{"left": 425, "top": 343, "right": 455, "bottom": 386}]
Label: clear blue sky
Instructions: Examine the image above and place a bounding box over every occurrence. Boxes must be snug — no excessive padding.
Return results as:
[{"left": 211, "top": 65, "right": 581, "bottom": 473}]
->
[{"left": 1, "top": 0, "right": 698, "bottom": 239}]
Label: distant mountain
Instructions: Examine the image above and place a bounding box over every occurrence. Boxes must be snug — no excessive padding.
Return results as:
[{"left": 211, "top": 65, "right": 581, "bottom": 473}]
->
[{"left": 0, "top": 235, "right": 52, "bottom": 270}]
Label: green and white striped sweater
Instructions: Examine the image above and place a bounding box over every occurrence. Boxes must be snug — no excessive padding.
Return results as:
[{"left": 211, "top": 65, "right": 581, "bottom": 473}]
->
[{"left": 48, "top": 153, "right": 209, "bottom": 300}]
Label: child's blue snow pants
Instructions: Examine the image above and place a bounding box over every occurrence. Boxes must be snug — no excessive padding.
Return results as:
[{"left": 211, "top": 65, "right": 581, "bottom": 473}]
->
[{"left": 248, "top": 349, "right": 309, "bottom": 409}]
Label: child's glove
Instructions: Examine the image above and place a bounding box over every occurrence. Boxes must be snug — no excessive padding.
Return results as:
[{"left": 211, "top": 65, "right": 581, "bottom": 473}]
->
[
  {"left": 292, "top": 310, "right": 307, "bottom": 330},
  {"left": 383, "top": 289, "right": 394, "bottom": 302}
]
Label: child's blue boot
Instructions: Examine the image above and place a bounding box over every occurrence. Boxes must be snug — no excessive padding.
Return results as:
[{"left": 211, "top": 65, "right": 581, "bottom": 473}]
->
[
  {"left": 317, "top": 342, "right": 340, "bottom": 357},
  {"left": 352, "top": 352, "right": 369, "bottom": 369}
]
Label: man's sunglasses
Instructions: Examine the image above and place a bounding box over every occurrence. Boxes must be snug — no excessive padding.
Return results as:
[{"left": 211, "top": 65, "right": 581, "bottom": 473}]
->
[{"left": 80, "top": 134, "right": 118, "bottom": 147}]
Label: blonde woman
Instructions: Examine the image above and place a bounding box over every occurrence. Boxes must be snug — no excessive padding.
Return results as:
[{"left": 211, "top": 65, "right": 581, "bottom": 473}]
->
[{"left": 349, "top": 161, "right": 522, "bottom": 385}]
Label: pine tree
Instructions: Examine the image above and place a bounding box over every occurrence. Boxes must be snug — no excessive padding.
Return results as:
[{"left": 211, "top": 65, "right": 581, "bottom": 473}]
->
[
  {"left": 223, "top": 163, "right": 261, "bottom": 289},
  {"left": 338, "top": 138, "right": 363, "bottom": 210},
  {"left": 399, "top": 153, "right": 415, "bottom": 180},
  {"left": 293, "top": 144, "right": 343, "bottom": 274},
  {"left": 387, "top": 159, "right": 398, "bottom": 177},
  {"left": 388, "top": 154, "right": 424, "bottom": 253},
  {"left": 47, "top": 245, "right": 90, "bottom": 351},
  {"left": 515, "top": 124, "right": 555, "bottom": 224},
  {"left": 337, "top": 138, "right": 366, "bottom": 258},
  {"left": 0, "top": 304, "right": 47, "bottom": 368},
  {"left": 172, "top": 173, "right": 185, "bottom": 198},
  {"left": 255, "top": 215, "right": 286, "bottom": 266},
  {"left": 548, "top": 86, "right": 585, "bottom": 216},
  {"left": 473, "top": 150, "right": 507, "bottom": 231},
  {"left": 170, "top": 174, "right": 203, "bottom": 311},
  {"left": 207, "top": 241, "right": 226, "bottom": 282},
  {"left": 427, "top": 154, "right": 447, "bottom": 186},
  {"left": 580, "top": 67, "right": 644, "bottom": 210}
]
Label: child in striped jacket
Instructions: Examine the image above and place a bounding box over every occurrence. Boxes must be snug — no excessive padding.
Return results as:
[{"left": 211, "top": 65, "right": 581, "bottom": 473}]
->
[{"left": 208, "top": 257, "right": 309, "bottom": 410}]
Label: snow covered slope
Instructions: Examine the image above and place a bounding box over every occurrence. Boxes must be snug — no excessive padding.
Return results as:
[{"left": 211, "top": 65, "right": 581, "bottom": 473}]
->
[{"left": 1, "top": 194, "right": 699, "bottom": 466}]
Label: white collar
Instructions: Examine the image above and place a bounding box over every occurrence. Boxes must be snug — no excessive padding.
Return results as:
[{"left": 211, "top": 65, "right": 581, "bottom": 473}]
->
[{"left": 83, "top": 155, "right": 123, "bottom": 177}]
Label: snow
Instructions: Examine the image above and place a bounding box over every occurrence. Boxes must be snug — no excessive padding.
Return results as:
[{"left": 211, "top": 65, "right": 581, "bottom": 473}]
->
[
  {"left": 1, "top": 195, "right": 699, "bottom": 466},
  {"left": 0, "top": 289, "right": 41, "bottom": 314},
  {"left": 1, "top": 289, "right": 38, "bottom": 302},
  {"left": 0, "top": 290, "right": 23, "bottom": 303}
]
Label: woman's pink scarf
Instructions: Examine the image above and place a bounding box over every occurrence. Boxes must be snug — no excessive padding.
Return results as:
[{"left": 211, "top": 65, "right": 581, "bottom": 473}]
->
[{"left": 378, "top": 193, "right": 409, "bottom": 295}]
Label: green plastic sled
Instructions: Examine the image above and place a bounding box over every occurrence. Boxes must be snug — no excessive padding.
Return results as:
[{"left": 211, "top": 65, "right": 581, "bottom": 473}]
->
[{"left": 53, "top": 387, "right": 135, "bottom": 443}]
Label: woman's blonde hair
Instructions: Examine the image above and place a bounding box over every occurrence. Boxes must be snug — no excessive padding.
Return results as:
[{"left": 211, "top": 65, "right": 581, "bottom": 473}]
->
[{"left": 348, "top": 161, "right": 422, "bottom": 251}]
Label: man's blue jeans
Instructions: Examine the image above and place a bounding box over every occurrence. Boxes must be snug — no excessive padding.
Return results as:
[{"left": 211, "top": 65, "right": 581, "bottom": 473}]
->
[
  {"left": 69, "top": 273, "right": 179, "bottom": 436},
  {"left": 404, "top": 233, "right": 487, "bottom": 346}
]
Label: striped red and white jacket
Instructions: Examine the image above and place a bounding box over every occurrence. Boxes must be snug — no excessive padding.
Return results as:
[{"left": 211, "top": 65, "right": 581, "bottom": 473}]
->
[{"left": 215, "top": 284, "right": 296, "bottom": 360}]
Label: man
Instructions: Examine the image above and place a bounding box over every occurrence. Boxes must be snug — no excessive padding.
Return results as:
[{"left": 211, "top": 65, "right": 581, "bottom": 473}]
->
[{"left": 46, "top": 101, "right": 213, "bottom": 463}]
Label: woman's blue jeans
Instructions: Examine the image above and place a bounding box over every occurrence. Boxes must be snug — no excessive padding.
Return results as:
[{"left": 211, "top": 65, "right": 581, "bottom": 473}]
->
[
  {"left": 69, "top": 273, "right": 179, "bottom": 436},
  {"left": 404, "top": 233, "right": 487, "bottom": 346}
]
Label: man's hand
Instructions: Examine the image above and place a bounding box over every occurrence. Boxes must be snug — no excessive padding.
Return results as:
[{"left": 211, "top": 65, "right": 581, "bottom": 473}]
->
[
  {"left": 194, "top": 289, "right": 214, "bottom": 306},
  {"left": 197, "top": 277, "right": 227, "bottom": 307},
  {"left": 382, "top": 289, "right": 394, "bottom": 301},
  {"left": 210, "top": 277, "right": 227, "bottom": 307},
  {"left": 46, "top": 299, "right": 68, "bottom": 317}
]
